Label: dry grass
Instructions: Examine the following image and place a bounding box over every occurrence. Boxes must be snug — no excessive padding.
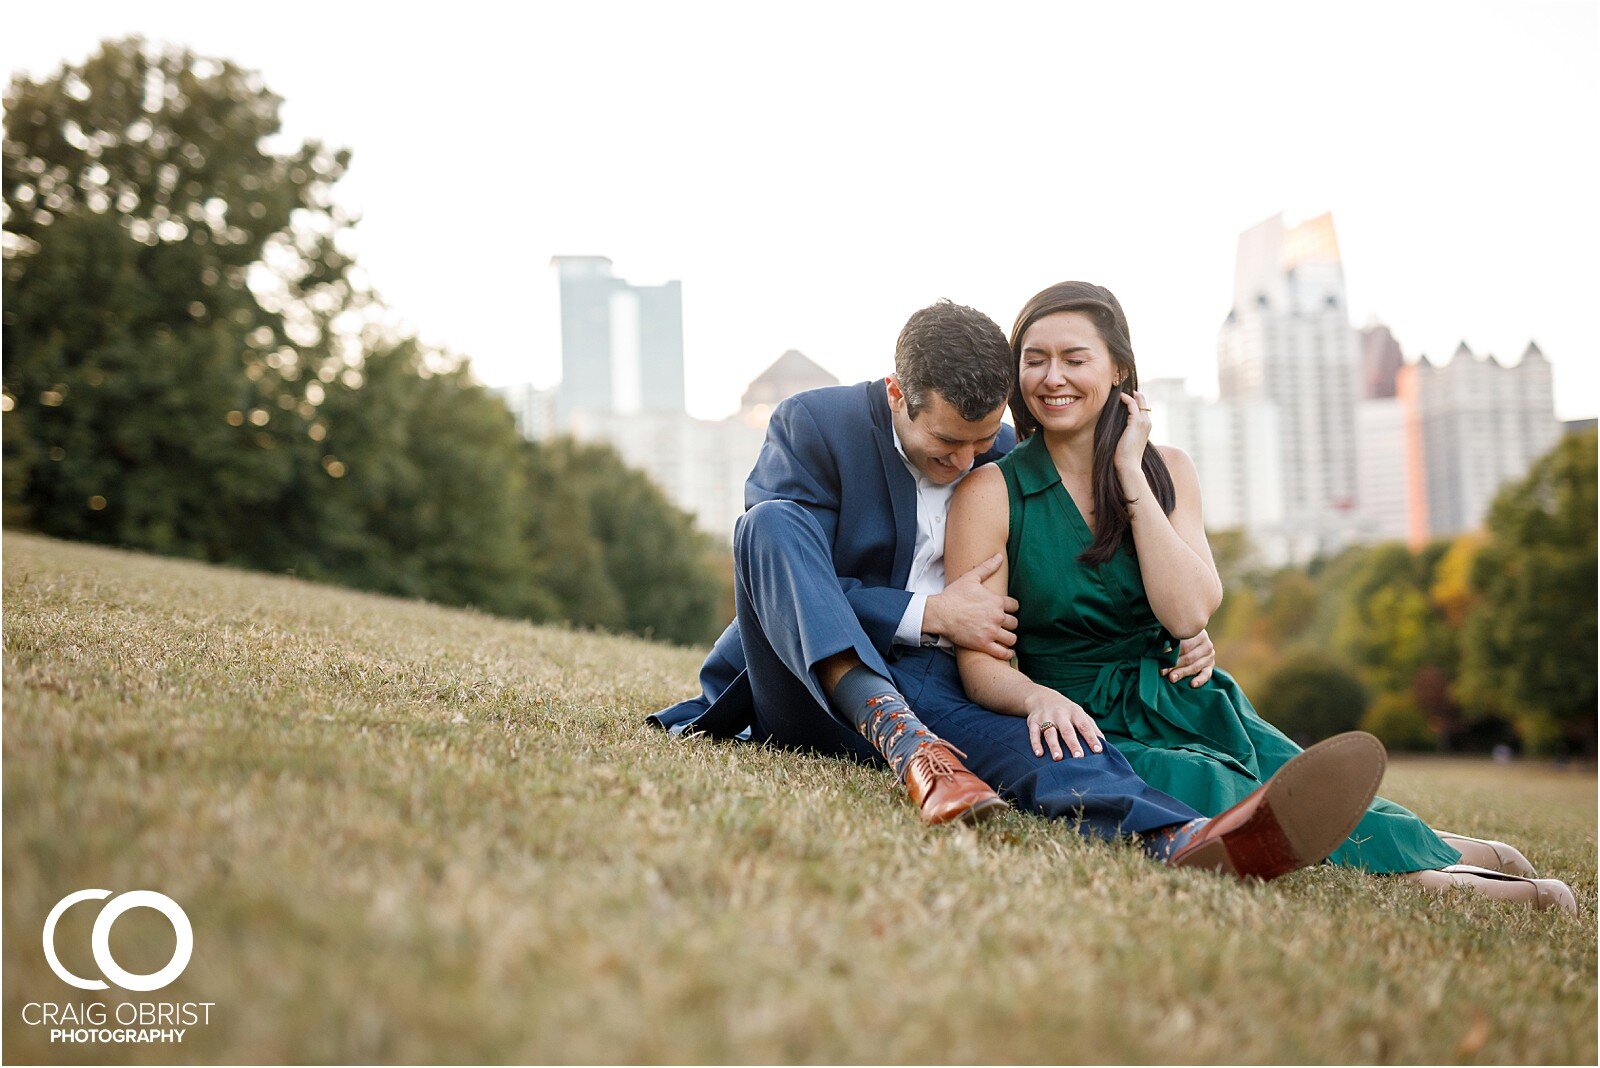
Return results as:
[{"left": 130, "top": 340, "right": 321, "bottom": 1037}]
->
[{"left": 3, "top": 531, "right": 1595, "bottom": 1064}]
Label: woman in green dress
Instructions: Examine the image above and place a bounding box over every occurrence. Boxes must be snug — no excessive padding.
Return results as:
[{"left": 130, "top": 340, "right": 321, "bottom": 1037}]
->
[{"left": 944, "top": 280, "right": 1574, "bottom": 910}]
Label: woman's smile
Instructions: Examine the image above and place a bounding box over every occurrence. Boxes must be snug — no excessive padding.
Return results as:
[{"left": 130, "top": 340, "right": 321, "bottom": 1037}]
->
[{"left": 1017, "top": 311, "right": 1118, "bottom": 435}]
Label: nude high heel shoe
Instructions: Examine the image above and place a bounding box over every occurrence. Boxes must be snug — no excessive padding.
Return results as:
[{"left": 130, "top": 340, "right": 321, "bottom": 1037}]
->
[
  {"left": 1435, "top": 831, "right": 1537, "bottom": 876},
  {"left": 1406, "top": 864, "right": 1577, "bottom": 914}
]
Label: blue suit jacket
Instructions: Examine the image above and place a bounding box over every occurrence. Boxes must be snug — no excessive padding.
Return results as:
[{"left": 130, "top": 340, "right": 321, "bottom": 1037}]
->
[{"left": 650, "top": 379, "right": 1016, "bottom": 736}]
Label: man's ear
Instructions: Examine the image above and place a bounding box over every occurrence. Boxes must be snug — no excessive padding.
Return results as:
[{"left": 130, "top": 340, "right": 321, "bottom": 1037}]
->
[{"left": 884, "top": 374, "right": 907, "bottom": 410}]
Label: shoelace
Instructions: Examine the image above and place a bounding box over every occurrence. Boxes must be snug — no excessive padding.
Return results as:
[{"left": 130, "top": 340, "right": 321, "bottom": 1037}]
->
[{"left": 910, "top": 740, "right": 970, "bottom": 781}]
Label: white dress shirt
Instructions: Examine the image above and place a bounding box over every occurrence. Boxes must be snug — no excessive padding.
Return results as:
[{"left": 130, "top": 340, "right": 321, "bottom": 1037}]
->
[{"left": 890, "top": 432, "right": 969, "bottom": 648}]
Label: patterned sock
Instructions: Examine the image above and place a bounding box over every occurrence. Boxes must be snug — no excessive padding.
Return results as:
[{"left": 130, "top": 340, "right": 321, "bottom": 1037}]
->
[
  {"left": 1142, "top": 817, "right": 1210, "bottom": 862},
  {"left": 829, "top": 665, "right": 938, "bottom": 781}
]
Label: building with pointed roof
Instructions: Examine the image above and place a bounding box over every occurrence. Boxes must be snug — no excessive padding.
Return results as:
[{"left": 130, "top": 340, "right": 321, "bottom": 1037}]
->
[
  {"left": 740, "top": 350, "right": 839, "bottom": 414},
  {"left": 1399, "top": 339, "right": 1559, "bottom": 543},
  {"left": 558, "top": 349, "right": 845, "bottom": 542}
]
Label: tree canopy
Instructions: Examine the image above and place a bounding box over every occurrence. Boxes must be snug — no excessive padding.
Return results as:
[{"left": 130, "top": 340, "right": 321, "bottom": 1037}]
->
[
  {"left": 3, "top": 38, "right": 728, "bottom": 646},
  {"left": 1253, "top": 651, "right": 1370, "bottom": 746},
  {"left": 1457, "top": 430, "right": 1597, "bottom": 755},
  {"left": 1209, "top": 431, "right": 1596, "bottom": 756}
]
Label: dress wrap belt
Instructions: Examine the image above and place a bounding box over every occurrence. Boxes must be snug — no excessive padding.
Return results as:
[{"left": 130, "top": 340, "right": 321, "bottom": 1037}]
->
[{"left": 1022, "top": 632, "right": 1261, "bottom": 781}]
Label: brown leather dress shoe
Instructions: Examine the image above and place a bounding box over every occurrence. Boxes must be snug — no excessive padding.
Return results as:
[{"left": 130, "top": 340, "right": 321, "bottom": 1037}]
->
[
  {"left": 1169, "top": 731, "right": 1387, "bottom": 880},
  {"left": 905, "top": 740, "right": 1007, "bottom": 826}
]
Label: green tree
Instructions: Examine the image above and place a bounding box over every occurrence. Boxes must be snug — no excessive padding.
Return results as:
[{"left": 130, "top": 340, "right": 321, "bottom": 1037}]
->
[
  {"left": 1359, "top": 692, "right": 1439, "bottom": 752},
  {"left": 1259, "top": 569, "right": 1320, "bottom": 645},
  {"left": 5, "top": 37, "right": 730, "bottom": 647},
  {"left": 1298, "top": 545, "right": 1374, "bottom": 650},
  {"left": 3, "top": 37, "right": 349, "bottom": 563},
  {"left": 1331, "top": 546, "right": 1449, "bottom": 692},
  {"left": 547, "top": 439, "right": 727, "bottom": 645},
  {"left": 1253, "top": 650, "right": 1370, "bottom": 746},
  {"left": 1206, "top": 529, "right": 1260, "bottom": 596},
  {"left": 519, "top": 438, "right": 624, "bottom": 632},
  {"left": 1323, "top": 541, "right": 1472, "bottom": 749},
  {"left": 299, "top": 341, "right": 549, "bottom": 618},
  {"left": 1206, "top": 529, "right": 1267, "bottom": 647},
  {"left": 1430, "top": 533, "right": 1485, "bottom": 629},
  {"left": 1458, "top": 431, "right": 1598, "bottom": 755}
]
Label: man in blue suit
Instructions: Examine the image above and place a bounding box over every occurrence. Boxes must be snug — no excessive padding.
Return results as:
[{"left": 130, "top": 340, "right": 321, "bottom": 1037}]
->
[{"left": 653, "top": 301, "right": 1385, "bottom": 877}]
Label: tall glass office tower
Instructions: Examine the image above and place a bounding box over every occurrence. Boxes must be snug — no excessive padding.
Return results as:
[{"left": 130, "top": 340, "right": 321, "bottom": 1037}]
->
[
  {"left": 551, "top": 256, "right": 684, "bottom": 420},
  {"left": 1217, "top": 213, "right": 1361, "bottom": 561}
]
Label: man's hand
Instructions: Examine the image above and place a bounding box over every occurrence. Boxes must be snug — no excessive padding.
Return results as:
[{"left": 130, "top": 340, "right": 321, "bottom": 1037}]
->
[
  {"left": 1162, "top": 629, "right": 1216, "bottom": 687},
  {"left": 924, "top": 552, "right": 1019, "bottom": 660}
]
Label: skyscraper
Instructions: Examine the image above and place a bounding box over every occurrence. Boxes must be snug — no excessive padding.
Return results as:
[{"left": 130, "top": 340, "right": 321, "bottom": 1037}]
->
[
  {"left": 1401, "top": 341, "right": 1559, "bottom": 542},
  {"left": 1143, "top": 377, "right": 1286, "bottom": 551},
  {"left": 634, "top": 280, "right": 685, "bottom": 413},
  {"left": 1355, "top": 393, "right": 1410, "bottom": 543},
  {"left": 552, "top": 255, "right": 618, "bottom": 419},
  {"left": 1217, "top": 213, "right": 1361, "bottom": 561},
  {"left": 550, "top": 256, "right": 685, "bottom": 419},
  {"left": 1354, "top": 322, "right": 1411, "bottom": 543},
  {"left": 1360, "top": 323, "right": 1405, "bottom": 400}
]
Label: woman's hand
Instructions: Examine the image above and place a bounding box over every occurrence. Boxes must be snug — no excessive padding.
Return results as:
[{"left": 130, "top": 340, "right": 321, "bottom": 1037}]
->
[
  {"left": 1114, "top": 388, "right": 1154, "bottom": 479},
  {"left": 1024, "top": 690, "right": 1106, "bottom": 761},
  {"left": 1162, "top": 629, "right": 1216, "bottom": 687}
]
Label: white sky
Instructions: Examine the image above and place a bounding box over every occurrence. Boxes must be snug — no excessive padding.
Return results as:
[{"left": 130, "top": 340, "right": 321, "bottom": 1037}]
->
[{"left": 7, "top": 1, "right": 1598, "bottom": 419}]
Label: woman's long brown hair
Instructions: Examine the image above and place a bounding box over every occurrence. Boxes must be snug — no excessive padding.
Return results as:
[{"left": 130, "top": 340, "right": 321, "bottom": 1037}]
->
[{"left": 1009, "top": 281, "right": 1176, "bottom": 565}]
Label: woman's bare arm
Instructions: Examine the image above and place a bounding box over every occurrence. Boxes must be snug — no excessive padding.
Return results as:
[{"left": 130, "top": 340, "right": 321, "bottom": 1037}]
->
[
  {"left": 1120, "top": 444, "right": 1223, "bottom": 637},
  {"left": 946, "top": 465, "right": 1105, "bottom": 759}
]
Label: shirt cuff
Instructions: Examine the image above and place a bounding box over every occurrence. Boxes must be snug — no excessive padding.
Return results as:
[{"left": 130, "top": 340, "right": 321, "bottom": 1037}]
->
[{"left": 894, "top": 593, "right": 928, "bottom": 647}]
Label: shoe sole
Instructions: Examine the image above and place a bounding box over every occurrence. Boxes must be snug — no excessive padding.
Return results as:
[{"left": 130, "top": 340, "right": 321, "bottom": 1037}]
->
[
  {"left": 925, "top": 794, "right": 1008, "bottom": 827},
  {"left": 955, "top": 795, "right": 1008, "bottom": 825},
  {"left": 1181, "top": 732, "right": 1386, "bottom": 880}
]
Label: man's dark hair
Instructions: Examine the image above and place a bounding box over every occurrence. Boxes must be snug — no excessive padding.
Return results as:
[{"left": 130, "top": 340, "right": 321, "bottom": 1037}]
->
[{"left": 893, "top": 300, "right": 1014, "bottom": 421}]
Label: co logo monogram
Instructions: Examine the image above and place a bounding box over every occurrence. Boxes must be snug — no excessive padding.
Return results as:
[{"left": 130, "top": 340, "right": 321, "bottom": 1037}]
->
[{"left": 43, "top": 890, "right": 193, "bottom": 992}]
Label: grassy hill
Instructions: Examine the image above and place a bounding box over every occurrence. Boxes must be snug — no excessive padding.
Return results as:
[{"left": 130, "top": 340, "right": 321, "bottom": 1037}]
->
[{"left": 3, "top": 532, "right": 1595, "bottom": 1064}]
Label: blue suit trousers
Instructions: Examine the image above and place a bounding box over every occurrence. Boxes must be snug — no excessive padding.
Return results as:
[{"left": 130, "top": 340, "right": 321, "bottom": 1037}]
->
[
  {"left": 891, "top": 648, "right": 1202, "bottom": 838},
  {"left": 732, "top": 500, "right": 1203, "bottom": 840}
]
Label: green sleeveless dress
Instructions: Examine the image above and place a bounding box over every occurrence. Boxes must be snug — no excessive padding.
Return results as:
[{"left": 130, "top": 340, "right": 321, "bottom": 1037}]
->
[{"left": 995, "top": 435, "right": 1460, "bottom": 873}]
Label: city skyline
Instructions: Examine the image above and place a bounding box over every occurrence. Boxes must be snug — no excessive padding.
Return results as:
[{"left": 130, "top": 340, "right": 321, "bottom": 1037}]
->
[
  {"left": 519, "top": 210, "right": 1561, "bottom": 556},
  {"left": 5, "top": 2, "right": 1597, "bottom": 420}
]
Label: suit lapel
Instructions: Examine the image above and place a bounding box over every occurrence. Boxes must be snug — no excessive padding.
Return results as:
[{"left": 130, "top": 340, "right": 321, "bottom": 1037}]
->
[{"left": 867, "top": 381, "right": 918, "bottom": 588}]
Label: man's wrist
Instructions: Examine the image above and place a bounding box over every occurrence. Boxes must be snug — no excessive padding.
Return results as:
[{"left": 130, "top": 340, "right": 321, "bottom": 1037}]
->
[
  {"left": 920, "top": 591, "right": 944, "bottom": 638},
  {"left": 894, "top": 592, "right": 931, "bottom": 647}
]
